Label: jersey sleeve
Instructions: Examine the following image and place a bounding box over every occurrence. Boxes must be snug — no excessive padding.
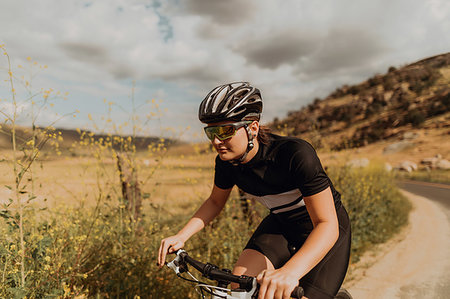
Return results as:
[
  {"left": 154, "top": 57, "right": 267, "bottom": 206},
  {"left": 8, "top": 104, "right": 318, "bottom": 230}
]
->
[
  {"left": 288, "top": 140, "right": 330, "bottom": 197},
  {"left": 214, "top": 155, "right": 236, "bottom": 189}
]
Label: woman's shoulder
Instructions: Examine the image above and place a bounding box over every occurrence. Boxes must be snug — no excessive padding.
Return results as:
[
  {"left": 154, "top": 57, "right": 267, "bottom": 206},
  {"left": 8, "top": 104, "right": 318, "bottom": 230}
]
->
[
  {"left": 269, "top": 134, "right": 324, "bottom": 174},
  {"left": 269, "top": 134, "right": 316, "bottom": 156}
]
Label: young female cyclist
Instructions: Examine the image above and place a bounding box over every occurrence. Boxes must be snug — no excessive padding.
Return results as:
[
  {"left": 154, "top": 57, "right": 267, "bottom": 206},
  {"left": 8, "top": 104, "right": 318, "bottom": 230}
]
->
[{"left": 158, "top": 82, "right": 351, "bottom": 299}]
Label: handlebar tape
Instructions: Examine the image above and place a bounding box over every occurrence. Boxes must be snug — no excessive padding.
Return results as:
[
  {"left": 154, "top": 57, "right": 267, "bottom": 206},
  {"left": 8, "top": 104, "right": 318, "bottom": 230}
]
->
[
  {"left": 180, "top": 251, "right": 254, "bottom": 291},
  {"left": 291, "top": 286, "right": 304, "bottom": 298}
]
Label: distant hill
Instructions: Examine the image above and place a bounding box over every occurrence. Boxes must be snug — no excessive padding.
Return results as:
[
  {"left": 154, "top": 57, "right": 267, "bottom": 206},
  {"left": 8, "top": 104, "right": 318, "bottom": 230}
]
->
[
  {"left": 271, "top": 53, "right": 450, "bottom": 150},
  {"left": 0, "top": 126, "right": 177, "bottom": 152}
]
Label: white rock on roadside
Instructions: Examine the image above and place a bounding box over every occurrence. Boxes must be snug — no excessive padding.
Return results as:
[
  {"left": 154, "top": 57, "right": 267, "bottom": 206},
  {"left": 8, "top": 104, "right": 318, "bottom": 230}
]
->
[
  {"left": 421, "top": 154, "right": 448, "bottom": 169},
  {"left": 395, "top": 160, "right": 418, "bottom": 172},
  {"left": 346, "top": 158, "right": 370, "bottom": 168},
  {"left": 421, "top": 156, "right": 439, "bottom": 167},
  {"left": 436, "top": 159, "right": 450, "bottom": 170}
]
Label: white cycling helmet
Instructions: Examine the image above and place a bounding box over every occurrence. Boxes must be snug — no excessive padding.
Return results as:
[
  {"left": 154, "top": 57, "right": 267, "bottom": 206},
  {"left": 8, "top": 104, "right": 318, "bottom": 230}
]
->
[
  {"left": 199, "top": 82, "right": 263, "bottom": 164},
  {"left": 198, "top": 82, "right": 262, "bottom": 124}
]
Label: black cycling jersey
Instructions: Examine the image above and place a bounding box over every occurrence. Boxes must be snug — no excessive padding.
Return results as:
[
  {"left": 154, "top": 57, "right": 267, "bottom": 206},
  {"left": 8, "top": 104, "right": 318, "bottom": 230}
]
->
[
  {"left": 214, "top": 134, "right": 341, "bottom": 215},
  {"left": 214, "top": 133, "right": 350, "bottom": 299}
]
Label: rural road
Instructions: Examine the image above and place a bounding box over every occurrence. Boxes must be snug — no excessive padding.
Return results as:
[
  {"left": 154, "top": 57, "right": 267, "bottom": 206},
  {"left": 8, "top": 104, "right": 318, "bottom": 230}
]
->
[{"left": 346, "top": 180, "right": 450, "bottom": 299}]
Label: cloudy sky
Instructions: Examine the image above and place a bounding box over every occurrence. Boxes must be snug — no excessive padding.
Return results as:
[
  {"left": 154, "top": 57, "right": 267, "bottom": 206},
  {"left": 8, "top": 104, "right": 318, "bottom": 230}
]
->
[{"left": 0, "top": 0, "right": 449, "bottom": 141}]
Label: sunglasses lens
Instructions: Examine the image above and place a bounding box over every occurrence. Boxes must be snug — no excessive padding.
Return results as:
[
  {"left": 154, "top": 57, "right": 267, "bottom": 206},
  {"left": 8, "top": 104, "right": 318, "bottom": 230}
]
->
[
  {"left": 219, "top": 126, "right": 235, "bottom": 139},
  {"left": 204, "top": 125, "right": 236, "bottom": 141},
  {"left": 204, "top": 127, "right": 215, "bottom": 140}
]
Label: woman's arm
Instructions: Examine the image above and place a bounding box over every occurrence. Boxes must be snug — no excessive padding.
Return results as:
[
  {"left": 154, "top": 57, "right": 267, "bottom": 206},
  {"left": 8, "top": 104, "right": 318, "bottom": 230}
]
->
[
  {"left": 282, "top": 186, "right": 339, "bottom": 276},
  {"left": 257, "top": 187, "right": 339, "bottom": 299},
  {"left": 158, "top": 185, "right": 232, "bottom": 267}
]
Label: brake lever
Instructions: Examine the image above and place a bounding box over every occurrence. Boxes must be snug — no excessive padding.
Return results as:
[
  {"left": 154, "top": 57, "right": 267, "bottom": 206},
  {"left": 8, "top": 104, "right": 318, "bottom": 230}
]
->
[{"left": 166, "top": 249, "right": 188, "bottom": 274}]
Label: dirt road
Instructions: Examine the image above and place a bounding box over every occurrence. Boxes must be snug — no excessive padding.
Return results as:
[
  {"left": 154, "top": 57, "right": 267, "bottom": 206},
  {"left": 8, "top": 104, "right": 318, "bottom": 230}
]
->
[{"left": 345, "top": 189, "right": 450, "bottom": 298}]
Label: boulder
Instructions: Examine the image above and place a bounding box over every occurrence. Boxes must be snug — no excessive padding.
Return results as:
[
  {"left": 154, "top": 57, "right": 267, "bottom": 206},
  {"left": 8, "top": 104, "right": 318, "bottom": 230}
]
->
[
  {"left": 395, "top": 160, "right": 418, "bottom": 172},
  {"left": 402, "top": 132, "right": 419, "bottom": 140},
  {"left": 421, "top": 154, "right": 446, "bottom": 169},
  {"left": 346, "top": 158, "right": 370, "bottom": 168},
  {"left": 383, "top": 141, "right": 414, "bottom": 154},
  {"left": 436, "top": 159, "right": 450, "bottom": 170}
]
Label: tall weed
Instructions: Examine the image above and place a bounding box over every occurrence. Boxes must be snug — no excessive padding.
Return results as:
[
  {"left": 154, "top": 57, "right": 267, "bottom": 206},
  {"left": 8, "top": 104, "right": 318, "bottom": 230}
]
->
[{"left": 329, "top": 163, "right": 412, "bottom": 262}]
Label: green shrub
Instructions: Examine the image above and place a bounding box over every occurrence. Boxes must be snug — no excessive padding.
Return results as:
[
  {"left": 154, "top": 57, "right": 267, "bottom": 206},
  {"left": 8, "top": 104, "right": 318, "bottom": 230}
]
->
[
  {"left": 329, "top": 164, "right": 411, "bottom": 262},
  {"left": 0, "top": 196, "right": 263, "bottom": 298},
  {"left": 405, "top": 109, "right": 426, "bottom": 127}
]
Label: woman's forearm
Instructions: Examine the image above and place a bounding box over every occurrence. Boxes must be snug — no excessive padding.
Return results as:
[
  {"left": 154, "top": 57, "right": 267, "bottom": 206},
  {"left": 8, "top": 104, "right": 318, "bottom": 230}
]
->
[
  {"left": 176, "top": 195, "right": 227, "bottom": 242},
  {"left": 282, "top": 220, "right": 339, "bottom": 278}
]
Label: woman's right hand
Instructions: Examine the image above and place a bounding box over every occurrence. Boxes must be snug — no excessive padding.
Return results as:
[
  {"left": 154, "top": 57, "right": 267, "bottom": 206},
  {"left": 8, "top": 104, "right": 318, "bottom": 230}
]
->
[{"left": 158, "top": 235, "right": 185, "bottom": 268}]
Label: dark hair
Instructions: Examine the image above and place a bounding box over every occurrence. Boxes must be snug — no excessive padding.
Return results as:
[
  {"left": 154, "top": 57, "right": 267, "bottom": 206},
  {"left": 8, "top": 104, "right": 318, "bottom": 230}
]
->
[
  {"left": 243, "top": 116, "right": 271, "bottom": 145},
  {"left": 257, "top": 125, "right": 272, "bottom": 145}
]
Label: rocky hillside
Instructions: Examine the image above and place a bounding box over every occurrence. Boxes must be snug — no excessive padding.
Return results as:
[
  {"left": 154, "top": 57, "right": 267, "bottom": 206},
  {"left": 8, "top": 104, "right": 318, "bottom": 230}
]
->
[{"left": 271, "top": 53, "right": 450, "bottom": 151}]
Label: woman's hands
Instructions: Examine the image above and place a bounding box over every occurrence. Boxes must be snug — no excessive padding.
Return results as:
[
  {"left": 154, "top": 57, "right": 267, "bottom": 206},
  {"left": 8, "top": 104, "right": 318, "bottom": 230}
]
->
[
  {"left": 256, "top": 268, "right": 300, "bottom": 299},
  {"left": 158, "top": 235, "right": 185, "bottom": 268}
]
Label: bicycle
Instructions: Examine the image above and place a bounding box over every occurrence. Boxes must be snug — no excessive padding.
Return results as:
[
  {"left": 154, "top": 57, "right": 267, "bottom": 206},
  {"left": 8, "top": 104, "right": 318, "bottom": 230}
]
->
[{"left": 166, "top": 249, "right": 353, "bottom": 299}]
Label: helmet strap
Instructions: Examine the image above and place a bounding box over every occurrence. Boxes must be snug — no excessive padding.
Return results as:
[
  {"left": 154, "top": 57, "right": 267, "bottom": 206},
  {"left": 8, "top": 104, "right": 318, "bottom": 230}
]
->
[{"left": 230, "top": 124, "right": 254, "bottom": 166}]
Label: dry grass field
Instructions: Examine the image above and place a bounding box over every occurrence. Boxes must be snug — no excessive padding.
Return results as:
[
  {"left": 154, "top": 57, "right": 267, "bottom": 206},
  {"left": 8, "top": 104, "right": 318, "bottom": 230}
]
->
[
  {"left": 319, "top": 122, "right": 450, "bottom": 167},
  {"left": 0, "top": 147, "right": 216, "bottom": 215},
  {"left": 2, "top": 120, "right": 446, "bottom": 212}
]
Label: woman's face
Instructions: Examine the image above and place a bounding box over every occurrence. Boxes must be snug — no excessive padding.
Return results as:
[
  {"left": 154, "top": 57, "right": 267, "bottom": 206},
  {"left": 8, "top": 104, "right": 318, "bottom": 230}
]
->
[{"left": 207, "top": 121, "right": 258, "bottom": 161}]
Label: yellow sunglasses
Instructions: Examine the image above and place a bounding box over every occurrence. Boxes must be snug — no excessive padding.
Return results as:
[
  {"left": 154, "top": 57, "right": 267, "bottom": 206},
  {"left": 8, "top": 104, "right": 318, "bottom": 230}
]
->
[{"left": 204, "top": 121, "right": 252, "bottom": 141}]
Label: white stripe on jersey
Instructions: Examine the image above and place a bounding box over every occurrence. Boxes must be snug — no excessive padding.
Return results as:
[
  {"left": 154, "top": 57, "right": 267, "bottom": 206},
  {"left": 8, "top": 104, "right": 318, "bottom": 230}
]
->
[{"left": 244, "top": 189, "right": 305, "bottom": 214}]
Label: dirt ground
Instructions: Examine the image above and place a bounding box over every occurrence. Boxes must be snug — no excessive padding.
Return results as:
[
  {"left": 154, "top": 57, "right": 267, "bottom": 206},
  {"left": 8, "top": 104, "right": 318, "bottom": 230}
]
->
[{"left": 344, "top": 190, "right": 450, "bottom": 298}]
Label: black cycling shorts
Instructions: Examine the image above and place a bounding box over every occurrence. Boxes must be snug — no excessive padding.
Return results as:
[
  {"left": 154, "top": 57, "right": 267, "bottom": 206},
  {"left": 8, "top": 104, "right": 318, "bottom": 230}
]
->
[{"left": 244, "top": 203, "right": 351, "bottom": 299}]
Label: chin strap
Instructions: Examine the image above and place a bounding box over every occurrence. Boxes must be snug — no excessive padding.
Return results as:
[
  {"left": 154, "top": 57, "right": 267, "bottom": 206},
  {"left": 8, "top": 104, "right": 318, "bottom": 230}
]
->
[{"left": 230, "top": 124, "right": 254, "bottom": 166}]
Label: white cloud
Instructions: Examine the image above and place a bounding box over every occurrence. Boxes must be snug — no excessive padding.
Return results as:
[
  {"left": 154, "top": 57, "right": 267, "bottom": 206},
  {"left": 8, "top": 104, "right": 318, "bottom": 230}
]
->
[
  {"left": 0, "top": 0, "right": 448, "bottom": 140},
  {"left": 0, "top": 101, "right": 30, "bottom": 120}
]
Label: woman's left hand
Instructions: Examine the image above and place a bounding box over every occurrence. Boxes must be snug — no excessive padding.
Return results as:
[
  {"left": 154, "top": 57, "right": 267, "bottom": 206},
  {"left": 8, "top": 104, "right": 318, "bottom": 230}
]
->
[{"left": 256, "top": 268, "right": 299, "bottom": 299}]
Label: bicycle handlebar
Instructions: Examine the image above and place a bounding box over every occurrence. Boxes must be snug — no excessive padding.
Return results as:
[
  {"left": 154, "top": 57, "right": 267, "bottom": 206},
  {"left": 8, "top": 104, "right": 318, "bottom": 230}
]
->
[
  {"left": 179, "top": 250, "right": 255, "bottom": 291},
  {"left": 168, "top": 250, "right": 304, "bottom": 298}
]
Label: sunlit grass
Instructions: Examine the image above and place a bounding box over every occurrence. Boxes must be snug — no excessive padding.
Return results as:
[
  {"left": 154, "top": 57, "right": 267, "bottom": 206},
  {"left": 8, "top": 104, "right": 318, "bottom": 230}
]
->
[{"left": 394, "top": 169, "right": 450, "bottom": 184}]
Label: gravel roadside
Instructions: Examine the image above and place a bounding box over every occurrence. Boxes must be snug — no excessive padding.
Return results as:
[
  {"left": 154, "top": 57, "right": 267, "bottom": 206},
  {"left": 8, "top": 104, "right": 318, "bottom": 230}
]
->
[{"left": 344, "top": 190, "right": 450, "bottom": 298}]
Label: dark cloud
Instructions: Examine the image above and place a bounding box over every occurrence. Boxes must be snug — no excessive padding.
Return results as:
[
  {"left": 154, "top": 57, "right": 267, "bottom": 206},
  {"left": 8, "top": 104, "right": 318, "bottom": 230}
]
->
[
  {"left": 155, "top": 63, "right": 226, "bottom": 85},
  {"left": 195, "top": 22, "right": 226, "bottom": 39},
  {"left": 184, "top": 0, "right": 255, "bottom": 25},
  {"left": 295, "top": 28, "right": 388, "bottom": 78},
  {"left": 59, "top": 42, "right": 134, "bottom": 79},
  {"left": 110, "top": 64, "right": 134, "bottom": 80},
  {"left": 59, "top": 42, "right": 108, "bottom": 65},
  {"left": 235, "top": 30, "right": 320, "bottom": 69}
]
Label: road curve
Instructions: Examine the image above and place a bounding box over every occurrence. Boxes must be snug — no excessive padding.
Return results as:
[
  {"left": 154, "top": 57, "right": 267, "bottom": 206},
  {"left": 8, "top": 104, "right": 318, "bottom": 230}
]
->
[
  {"left": 397, "top": 179, "right": 450, "bottom": 210},
  {"left": 346, "top": 181, "right": 450, "bottom": 298}
]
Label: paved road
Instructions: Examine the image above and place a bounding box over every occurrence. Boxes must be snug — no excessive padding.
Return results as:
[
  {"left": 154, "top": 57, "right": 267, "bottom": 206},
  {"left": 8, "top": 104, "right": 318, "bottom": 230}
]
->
[
  {"left": 396, "top": 179, "right": 450, "bottom": 210},
  {"left": 397, "top": 180, "right": 450, "bottom": 298}
]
